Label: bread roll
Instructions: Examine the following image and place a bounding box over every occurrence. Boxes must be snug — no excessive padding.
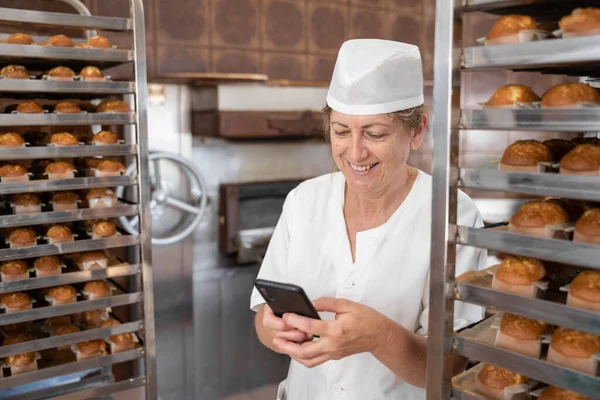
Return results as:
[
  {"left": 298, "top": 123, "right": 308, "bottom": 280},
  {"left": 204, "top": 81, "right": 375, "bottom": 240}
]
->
[
  {"left": 83, "top": 280, "right": 112, "bottom": 300},
  {"left": 495, "top": 313, "right": 545, "bottom": 357},
  {"left": 486, "top": 85, "right": 539, "bottom": 107},
  {"left": 0, "top": 260, "right": 29, "bottom": 282},
  {"left": 45, "top": 161, "right": 76, "bottom": 179},
  {"left": 492, "top": 256, "right": 546, "bottom": 297},
  {"left": 541, "top": 83, "right": 600, "bottom": 107},
  {"left": 567, "top": 270, "right": 600, "bottom": 312},
  {"left": 574, "top": 208, "right": 600, "bottom": 244},
  {"left": 547, "top": 327, "right": 600, "bottom": 375},
  {"left": 80, "top": 66, "right": 104, "bottom": 80},
  {"left": 5, "top": 33, "right": 34, "bottom": 45},
  {"left": 0, "top": 132, "right": 25, "bottom": 147},
  {"left": 0, "top": 163, "right": 28, "bottom": 182},
  {"left": 47, "top": 34, "right": 74, "bottom": 47},
  {"left": 33, "top": 256, "right": 62, "bottom": 277},
  {"left": 476, "top": 364, "right": 528, "bottom": 400},
  {"left": 8, "top": 228, "right": 37, "bottom": 248},
  {"left": 54, "top": 101, "right": 81, "bottom": 114},
  {"left": 87, "top": 35, "right": 111, "bottom": 49},
  {"left": 1, "top": 292, "right": 33, "bottom": 312},
  {"left": 539, "top": 386, "right": 592, "bottom": 400},
  {"left": 48, "top": 66, "right": 75, "bottom": 80},
  {"left": 509, "top": 200, "right": 570, "bottom": 237},
  {"left": 96, "top": 99, "right": 131, "bottom": 113},
  {"left": 16, "top": 100, "right": 44, "bottom": 114},
  {"left": 51, "top": 191, "right": 79, "bottom": 211},
  {"left": 500, "top": 140, "right": 552, "bottom": 172},
  {"left": 543, "top": 139, "right": 577, "bottom": 162},
  {"left": 92, "top": 130, "right": 119, "bottom": 145},
  {"left": 49, "top": 132, "right": 79, "bottom": 146},
  {"left": 0, "top": 65, "right": 29, "bottom": 79},
  {"left": 559, "top": 8, "right": 600, "bottom": 37},
  {"left": 46, "top": 225, "right": 73, "bottom": 244},
  {"left": 48, "top": 285, "right": 77, "bottom": 305},
  {"left": 74, "top": 339, "right": 106, "bottom": 360},
  {"left": 560, "top": 144, "right": 600, "bottom": 176}
]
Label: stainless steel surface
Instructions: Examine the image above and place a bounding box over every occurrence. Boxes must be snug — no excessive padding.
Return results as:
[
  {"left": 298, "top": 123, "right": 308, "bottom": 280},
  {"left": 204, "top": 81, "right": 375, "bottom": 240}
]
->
[
  {"left": 0, "top": 235, "right": 140, "bottom": 262},
  {"left": 0, "top": 374, "right": 111, "bottom": 400},
  {"left": 0, "top": 144, "right": 137, "bottom": 160},
  {"left": 54, "top": 0, "right": 97, "bottom": 39},
  {"left": 0, "top": 349, "right": 144, "bottom": 390},
  {"left": 460, "top": 108, "right": 600, "bottom": 131},
  {"left": 0, "top": 292, "right": 142, "bottom": 325},
  {"left": 0, "top": 112, "right": 135, "bottom": 127},
  {"left": 454, "top": 335, "right": 600, "bottom": 398},
  {"left": 0, "top": 204, "right": 139, "bottom": 228},
  {"left": 457, "top": 283, "right": 600, "bottom": 335},
  {"left": 0, "top": 321, "right": 142, "bottom": 358},
  {"left": 427, "top": 0, "right": 461, "bottom": 398},
  {"left": 462, "top": 36, "right": 600, "bottom": 71},
  {"left": 459, "top": 168, "right": 600, "bottom": 202},
  {"left": 451, "top": 389, "right": 486, "bottom": 400},
  {"left": 0, "top": 264, "right": 140, "bottom": 292},
  {"left": 52, "top": 377, "right": 146, "bottom": 400},
  {"left": 0, "top": 7, "right": 132, "bottom": 31},
  {"left": 0, "top": 43, "right": 132, "bottom": 64},
  {"left": 0, "top": 79, "right": 135, "bottom": 95},
  {"left": 456, "top": 226, "right": 600, "bottom": 269},
  {"left": 0, "top": 176, "right": 135, "bottom": 194},
  {"left": 131, "top": 0, "right": 158, "bottom": 396}
]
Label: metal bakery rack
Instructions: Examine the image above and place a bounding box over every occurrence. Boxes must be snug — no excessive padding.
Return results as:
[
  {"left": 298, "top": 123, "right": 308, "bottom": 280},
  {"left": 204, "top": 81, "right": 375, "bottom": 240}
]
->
[
  {"left": 428, "top": 1, "right": 600, "bottom": 399},
  {"left": 0, "top": 0, "right": 156, "bottom": 399}
]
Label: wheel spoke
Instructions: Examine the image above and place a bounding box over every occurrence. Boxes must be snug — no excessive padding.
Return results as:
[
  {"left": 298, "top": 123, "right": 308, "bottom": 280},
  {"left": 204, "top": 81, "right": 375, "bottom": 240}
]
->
[
  {"left": 152, "top": 159, "right": 165, "bottom": 190},
  {"left": 130, "top": 215, "right": 139, "bottom": 228},
  {"left": 165, "top": 197, "right": 200, "bottom": 215}
]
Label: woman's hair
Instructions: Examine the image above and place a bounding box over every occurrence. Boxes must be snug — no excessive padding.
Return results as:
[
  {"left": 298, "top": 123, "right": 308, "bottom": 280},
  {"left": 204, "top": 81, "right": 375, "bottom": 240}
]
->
[{"left": 321, "top": 104, "right": 428, "bottom": 142}]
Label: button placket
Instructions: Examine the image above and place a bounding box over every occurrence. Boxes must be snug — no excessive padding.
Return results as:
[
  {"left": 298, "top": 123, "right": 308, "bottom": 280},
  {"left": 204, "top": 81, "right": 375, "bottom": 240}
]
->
[
  {"left": 343, "top": 278, "right": 354, "bottom": 289},
  {"left": 331, "top": 383, "right": 343, "bottom": 395}
]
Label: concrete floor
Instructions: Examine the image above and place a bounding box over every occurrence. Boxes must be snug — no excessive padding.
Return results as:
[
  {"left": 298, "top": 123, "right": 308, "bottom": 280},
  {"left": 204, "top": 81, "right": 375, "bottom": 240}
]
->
[{"left": 111, "top": 383, "right": 279, "bottom": 400}]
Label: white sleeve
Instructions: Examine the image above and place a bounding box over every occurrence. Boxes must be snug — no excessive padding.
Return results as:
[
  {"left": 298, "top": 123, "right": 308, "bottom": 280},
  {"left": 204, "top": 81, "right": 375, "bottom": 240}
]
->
[
  {"left": 249, "top": 189, "right": 296, "bottom": 312},
  {"left": 416, "top": 194, "right": 487, "bottom": 336}
]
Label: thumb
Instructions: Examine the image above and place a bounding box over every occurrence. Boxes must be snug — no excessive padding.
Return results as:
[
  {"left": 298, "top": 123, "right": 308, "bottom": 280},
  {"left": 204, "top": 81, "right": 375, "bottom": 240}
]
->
[{"left": 312, "top": 297, "right": 353, "bottom": 314}]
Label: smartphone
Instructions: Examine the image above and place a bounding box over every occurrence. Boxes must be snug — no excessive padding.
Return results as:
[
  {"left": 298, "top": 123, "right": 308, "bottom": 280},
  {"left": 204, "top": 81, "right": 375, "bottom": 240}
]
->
[{"left": 254, "top": 279, "right": 321, "bottom": 320}]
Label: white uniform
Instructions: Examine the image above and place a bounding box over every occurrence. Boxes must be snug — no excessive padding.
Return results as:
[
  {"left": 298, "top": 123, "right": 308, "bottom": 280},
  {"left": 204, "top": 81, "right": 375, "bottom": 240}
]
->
[{"left": 250, "top": 170, "right": 486, "bottom": 400}]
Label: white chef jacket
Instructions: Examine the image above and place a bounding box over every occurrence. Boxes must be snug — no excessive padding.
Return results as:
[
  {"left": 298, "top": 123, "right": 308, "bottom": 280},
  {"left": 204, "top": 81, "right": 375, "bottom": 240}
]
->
[{"left": 250, "top": 170, "right": 486, "bottom": 400}]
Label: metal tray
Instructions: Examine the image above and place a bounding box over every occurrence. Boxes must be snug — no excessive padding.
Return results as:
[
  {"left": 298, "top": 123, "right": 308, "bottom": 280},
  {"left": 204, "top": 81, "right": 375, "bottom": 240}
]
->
[
  {"left": 454, "top": 336, "right": 600, "bottom": 398},
  {"left": 0, "top": 264, "right": 140, "bottom": 293},
  {"left": 459, "top": 168, "right": 600, "bottom": 202},
  {"left": 456, "top": 226, "right": 600, "bottom": 269},
  {"left": 0, "top": 112, "right": 135, "bottom": 127},
  {"left": 460, "top": 108, "right": 600, "bottom": 131},
  {"left": 0, "top": 176, "right": 135, "bottom": 195},
  {"left": 0, "top": 292, "right": 142, "bottom": 325},
  {"left": 0, "top": 348, "right": 143, "bottom": 390},
  {"left": 456, "top": 0, "right": 596, "bottom": 23},
  {"left": 0, "top": 204, "right": 139, "bottom": 229},
  {"left": 0, "top": 79, "right": 135, "bottom": 96},
  {"left": 28, "top": 377, "right": 146, "bottom": 400},
  {"left": 0, "top": 7, "right": 132, "bottom": 31},
  {"left": 0, "top": 235, "right": 140, "bottom": 262},
  {"left": 0, "top": 144, "right": 136, "bottom": 161}
]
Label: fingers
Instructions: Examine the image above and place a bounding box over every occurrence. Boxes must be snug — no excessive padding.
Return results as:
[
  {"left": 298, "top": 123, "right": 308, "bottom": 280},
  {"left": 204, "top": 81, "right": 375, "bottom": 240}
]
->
[
  {"left": 312, "top": 297, "right": 353, "bottom": 314},
  {"left": 295, "top": 353, "right": 331, "bottom": 369},
  {"left": 275, "top": 329, "right": 313, "bottom": 343},
  {"left": 273, "top": 337, "right": 327, "bottom": 360},
  {"left": 283, "top": 313, "right": 331, "bottom": 337},
  {"left": 263, "top": 308, "right": 293, "bottom": 332}
]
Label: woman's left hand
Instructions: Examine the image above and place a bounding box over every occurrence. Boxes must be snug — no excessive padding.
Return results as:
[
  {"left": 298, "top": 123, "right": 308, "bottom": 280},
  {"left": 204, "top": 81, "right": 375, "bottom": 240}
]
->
[{"left": 273, "top": 297, "right": 393, "bottom": 368}]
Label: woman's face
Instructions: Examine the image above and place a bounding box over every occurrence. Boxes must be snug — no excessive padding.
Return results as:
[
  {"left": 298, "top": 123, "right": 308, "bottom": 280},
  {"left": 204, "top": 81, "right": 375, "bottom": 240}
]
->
[{"left": 329, "top": 110, "right": 426, "bottom": 196}]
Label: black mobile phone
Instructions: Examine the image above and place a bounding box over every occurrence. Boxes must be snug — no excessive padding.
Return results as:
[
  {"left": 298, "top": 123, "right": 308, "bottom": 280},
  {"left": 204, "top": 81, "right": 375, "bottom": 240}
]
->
[{"left": 254, "top": 279, "right": 321, "bottom": 320}]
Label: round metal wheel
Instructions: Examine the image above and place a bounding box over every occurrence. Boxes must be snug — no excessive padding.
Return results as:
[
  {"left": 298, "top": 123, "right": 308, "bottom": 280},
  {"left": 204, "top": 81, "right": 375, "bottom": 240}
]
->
[{"left": 116, "top": 152, "right": 209, "bottom": 246}]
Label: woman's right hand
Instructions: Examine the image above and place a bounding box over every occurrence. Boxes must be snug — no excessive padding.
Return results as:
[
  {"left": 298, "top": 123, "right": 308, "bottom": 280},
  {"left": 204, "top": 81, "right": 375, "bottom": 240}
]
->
[{"left": 262, "top": 304, "right": 313, "bottom": 344}]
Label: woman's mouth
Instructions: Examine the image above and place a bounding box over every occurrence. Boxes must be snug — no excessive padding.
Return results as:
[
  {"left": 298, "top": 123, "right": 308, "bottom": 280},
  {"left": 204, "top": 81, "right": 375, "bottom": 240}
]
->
[{"left": 348, "top": 161, "right": 379, "bottom": 175}]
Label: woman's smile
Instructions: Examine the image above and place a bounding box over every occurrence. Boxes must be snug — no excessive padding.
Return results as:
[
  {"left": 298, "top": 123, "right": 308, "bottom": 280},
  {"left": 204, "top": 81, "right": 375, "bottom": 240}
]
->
[{"left": 347, "top": 160, "right": 380, "bottom": 176}]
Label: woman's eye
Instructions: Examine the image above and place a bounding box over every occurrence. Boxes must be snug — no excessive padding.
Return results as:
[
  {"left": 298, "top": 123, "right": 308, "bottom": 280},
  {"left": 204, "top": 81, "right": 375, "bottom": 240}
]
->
[
  {"left": 333, "top": 131, "right": 350, "bottom": 136},
  {"left": 366, "top": 132, "right": 386, "bottom": 140}
]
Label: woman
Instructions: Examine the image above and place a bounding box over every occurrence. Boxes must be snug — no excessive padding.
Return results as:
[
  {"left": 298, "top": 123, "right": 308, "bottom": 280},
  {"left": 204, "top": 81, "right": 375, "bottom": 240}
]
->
[{"left": 250, "top": 39, "right": 486, "bottom": 400}]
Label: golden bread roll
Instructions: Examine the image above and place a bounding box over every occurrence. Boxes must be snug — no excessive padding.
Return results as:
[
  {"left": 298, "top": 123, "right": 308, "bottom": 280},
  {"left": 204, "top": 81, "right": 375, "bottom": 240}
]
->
[
  {"left": 541, "top": 83, "right": 600, "bottom": 107},
  {"left": 500, "top": 140, "right": 552, "bottom": 171},
  {"left": 96, "top": 99, "right": 130, "bottom": 113},
  {"left": 476, "top": 364, "right": 528, "bottom": 400},
  {"left": 49, "top": 132, "right": 79, "bottom": 146},
  {"left": 5, "top": 33, "right": 34, "bottom": 45},
  {"left": 560, "top": 144, "right": 600, "bottom": 175},
  {"left": 16, "top": 100, "right": 44, "bottom": 114},
  {"left": 54, "top": 101, "right": 81, "bottom": 114},
  {"left": 486, "top": 84, "right": 539, "bottom": 107},
  {"left": 0, "top": 132, "right": 25, "bottom": 147},
  {"left": 47, "top": 34, "right": 74, "bottom": 47},
  {"left": 567, "top": 270, "right": 600, "bottom": 312},
  {"left": 559, "top": 8, "right": 600, "bottom": 37},
  {"left": 487, "top": 15, "right": 537, "bottom": 41},
  {"left": 0, "top": 65, "right": 29, "bottom": 79},
  {"left": 87, "top": 35, "right": 111, "bottom": 49}
]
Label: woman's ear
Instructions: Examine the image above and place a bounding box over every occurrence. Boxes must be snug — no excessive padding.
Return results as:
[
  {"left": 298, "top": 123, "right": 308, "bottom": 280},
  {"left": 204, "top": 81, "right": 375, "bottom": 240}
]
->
[{"left": 410, "top": 114, "right": 428, "bottom": 151}]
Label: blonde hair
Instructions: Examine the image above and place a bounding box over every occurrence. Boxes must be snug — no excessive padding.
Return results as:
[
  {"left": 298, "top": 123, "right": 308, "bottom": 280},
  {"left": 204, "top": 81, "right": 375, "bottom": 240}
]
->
[{"left": 321, "top": 104, "right": 428, "bottom": 141}]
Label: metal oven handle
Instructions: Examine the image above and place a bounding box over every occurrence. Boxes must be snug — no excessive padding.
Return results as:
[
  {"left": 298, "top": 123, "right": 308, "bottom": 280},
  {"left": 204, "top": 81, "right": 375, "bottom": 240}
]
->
[{"left": 116, "top": 152, "right": 209, "bottom": 246}]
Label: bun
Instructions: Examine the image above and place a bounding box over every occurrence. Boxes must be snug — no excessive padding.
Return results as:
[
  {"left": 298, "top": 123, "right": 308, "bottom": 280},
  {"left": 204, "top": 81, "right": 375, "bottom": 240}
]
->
[
  {"left": 92, "top": 130, "right": 118, "bottom": 145},
  {"left": 500, "top": 140, "right": 552, "bottom": 171},
  {"left": 6, "top": 33, "right": 34, "bottom": 45},
  {"left": 33, "top": 256, "right": 61, "bottom": 272},
  {"left": 541, "top": 83, "right": 600, "bottom": 107},
  {"left": 13, "top": 193, "right": 40, "bottom": 207},
  {"left": 3, "top": 333, "right": 33, "bottom": 346},
  {"left": 87, "top": 35, "right": 111, "bottom": 49},
  {"left": 86, "top": 188, "right": 116, "bottom": 199},
  {"left": 54, "top": 324, "right": 80, "bottom": 335},
  {"left": 50, "top": 132, "right": 79, "bottom": 146},
  {"left": 80, "top": 309, "right": 104, "bottom": 328},
  {"left": 0, "top": 163, "right": 27, "bottom": 178},
  {"left": 487, "top": 15, "right": 537, "bottom": 41},
  {"left": 83, "top": 280, "right": 111, "bottom": 298},
  {"left": 574, "top": 208, "right": 600, "bottom": 244},
  {"left": 560, "top": 144, "right": 600, "bottom": 175},
  {"left": 492, "top": 256, "right": 545, "bottom": 297},
  {"left": 543, "top": 139, "right": 577, "bottom": 161},
  {"left": 45, "top": 315, "right": 72, "bottom": 331},
  {"left": 80, "top": 66, "right": 103, "bottom": 79},
  {"left": 77, "top": 251, "right": 107, "bottom": 263},
  {"left": 2, "top": 292, "right": 33, "bottom": 309},
  {"left": 75, "top": 42, "right": 91, "bottom": 49},
  {"left": 496, "top": 313, "right": 545, "bottom": 357},
  {"left": 1, "top": 260, "right": 28, "bottom": 276},
  {"left": 8, "top": 228, "right": 37, "bottom": 246},
  {"left": 96, "top": 99, "right": 131, "bottom": 113},
  {"left": 48, "top": 285, "right": 77, "bottom": 303},
  {"left": 54, "top": 101, "right": 81, "bottom": 114},
  {"left": 0, "top": 65, "right": 29, "bottom": 79},
  {"left": 568, "top": 270, "right": 600, "bottom": 312},
  {"left": 47, "top": 224, "right": 73, "bottom": 242},
  {"left": 509, "top": 200, "right": 569, "bottom": 237},
  {"left": 548, "top": 327, "right": 600, "bottom": 374},
  {"left": 52, "top": 191, "right": 79, "bottom": 204},
  {"left": 75, "top": 339, "right": 106, "bottom": 356},
  {"left": 92, "top": 221, "right": 117, "bottom": 238},
  {"left": 47, "top": 34, "right": 74, "bottom": 47},
  {"left": 486, "top": 85, "right": 539, "bottom": 107},
  {"left": 476, "top": 364, "right": 528, "bottom": 399},
  {"left": 539, "top": 386, "right": 591, "bottom": 400},
  {"left": 45, "top": 160, "right": 75, "bottom": 174},
  {"left": 0, "top": 132, "right": 25, "bottom": 147},
  {"left": 48, "top": 66, "right": 75, "bottom": 79},
  {"left": 96, "top": 160, "right": 125, "bottom": 173},
  {"left": 559, "top": 8, "right": 600, "bottom": 37},
  {"left": 16, "top": 100, "right": 44, "bottom": 114}
]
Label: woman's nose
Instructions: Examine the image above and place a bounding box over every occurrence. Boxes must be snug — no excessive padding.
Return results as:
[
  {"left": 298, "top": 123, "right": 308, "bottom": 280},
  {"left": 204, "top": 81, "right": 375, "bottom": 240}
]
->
[{"left": 348, "top": 136, "right": 368, "bottom": 161}]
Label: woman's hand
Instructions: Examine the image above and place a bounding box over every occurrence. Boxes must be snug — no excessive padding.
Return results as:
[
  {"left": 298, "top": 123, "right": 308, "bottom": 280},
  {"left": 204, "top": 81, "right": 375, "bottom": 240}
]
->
[
  {"left": 262, "top": 303, "right": 313, "bottom": 344},
  {"left": 272, "top": 297, "right": 394, "bottom": 368}
]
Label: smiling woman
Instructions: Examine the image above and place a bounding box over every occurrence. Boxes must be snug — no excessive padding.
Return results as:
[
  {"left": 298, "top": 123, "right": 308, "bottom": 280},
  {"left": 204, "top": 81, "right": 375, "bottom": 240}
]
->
[{"left": 250, "top": 39, "right": 486, "bottom": 400}]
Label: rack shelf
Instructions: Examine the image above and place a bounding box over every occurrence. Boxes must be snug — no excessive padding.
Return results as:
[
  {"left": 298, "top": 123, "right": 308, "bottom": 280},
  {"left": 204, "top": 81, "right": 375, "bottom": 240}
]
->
[
  {"left": 0, "top": 144, "right": 136, "bottom": 161},
  {"left": 456, "top": 226, "right": 600, "bottom": 269},
  {"left": 454, "top": 336, "right": 600, "bottom": 398},
  {"left": 43, "top": 377, "right": 147, "bottom": 400},
  {"left": 462, "top": 36, "right": 600, "bottom": 75},
  {"left": 0, "top": 320, "right": 142, "bottom": 358},
  {"left": 0, "top": 44, "right": 132, "bottom": 69},
  {"left": 0, "top": 204, "right": 139, "bottom": 229},
  {"left": 0, "top": 7, "right": 132, "bottom": 31},
  {"left": 0, "top": 264, "right": 140, "bottom": 293},
  {"left": 0, "top": 176, "right": 135, "bottom": 195},
  {"left": 0, "top": 292, "right": 142, "bottom": 325},
  {"left": 0, "top": 79, "right": 135, "bottom": 96},
  {"left": 456, "top": 0, "right": 598, "bottom": 22},
  {"left": 460, "top": 107, "right": 600, "bottom": 131},
  {"left": 458, "top": 168, "right": 600, "bottom": 202},
  {"left": 0, "top": 348, "right": 144, "bottom": 390},
  {"left": 0, "top": 235, "right": 140, "bottom": 262},
  {"left": 0, "top": 112, "right": 135, "bottom": 127}
]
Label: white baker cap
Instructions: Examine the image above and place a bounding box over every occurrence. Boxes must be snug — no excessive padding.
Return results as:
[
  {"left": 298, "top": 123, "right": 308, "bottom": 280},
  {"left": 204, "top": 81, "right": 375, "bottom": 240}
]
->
[{"left": 326, "top": 39, "right": 424, "bottom": 115}]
